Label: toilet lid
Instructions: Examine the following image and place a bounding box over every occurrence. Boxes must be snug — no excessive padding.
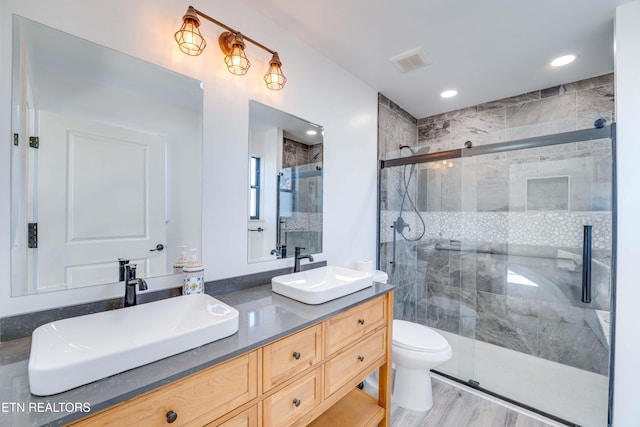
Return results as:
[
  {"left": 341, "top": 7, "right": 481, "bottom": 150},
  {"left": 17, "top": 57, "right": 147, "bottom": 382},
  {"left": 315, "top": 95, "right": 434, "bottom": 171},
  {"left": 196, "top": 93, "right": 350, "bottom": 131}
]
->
[{"left": 392, "top": 319, "right": 450, "bottom": 353}]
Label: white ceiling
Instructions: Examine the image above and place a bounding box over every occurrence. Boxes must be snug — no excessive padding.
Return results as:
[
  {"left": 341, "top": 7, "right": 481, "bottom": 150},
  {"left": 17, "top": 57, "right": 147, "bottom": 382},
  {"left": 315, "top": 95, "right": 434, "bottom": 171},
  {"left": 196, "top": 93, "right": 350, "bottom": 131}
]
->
[
  {"left": 250, "top": 100, "right": 323, "bottom": 145},
  {"left": 240, "top": 0, "right": 630, "bottom": 119}
]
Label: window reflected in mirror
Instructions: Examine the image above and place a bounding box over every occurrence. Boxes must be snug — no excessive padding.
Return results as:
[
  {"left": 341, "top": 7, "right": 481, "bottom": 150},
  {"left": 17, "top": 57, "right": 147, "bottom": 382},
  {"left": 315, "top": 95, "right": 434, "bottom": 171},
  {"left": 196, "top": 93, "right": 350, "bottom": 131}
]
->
[{"left": 249, "top": 156, "right": 261, "bottom": 220}]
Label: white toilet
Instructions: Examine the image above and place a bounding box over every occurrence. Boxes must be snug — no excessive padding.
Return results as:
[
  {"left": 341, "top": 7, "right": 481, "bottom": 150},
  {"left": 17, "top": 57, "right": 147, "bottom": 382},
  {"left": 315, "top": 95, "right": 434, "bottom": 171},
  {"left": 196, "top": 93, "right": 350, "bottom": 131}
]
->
[
  {"left": 365, "top": 270, "right": 453, "bottom": 412},
  {"left": 392, "top": 319, "right": 452, "bottom": 411}
]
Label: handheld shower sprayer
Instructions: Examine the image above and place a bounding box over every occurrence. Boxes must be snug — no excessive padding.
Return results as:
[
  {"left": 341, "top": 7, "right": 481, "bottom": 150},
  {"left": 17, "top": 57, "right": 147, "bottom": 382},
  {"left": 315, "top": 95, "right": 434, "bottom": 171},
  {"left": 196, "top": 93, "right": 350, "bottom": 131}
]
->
[
  {"left": 388, "top": 144, "right": 428, "bottom": 282},
  {"left": 393, "top": 216, "right": 411, "bottom": 233}
]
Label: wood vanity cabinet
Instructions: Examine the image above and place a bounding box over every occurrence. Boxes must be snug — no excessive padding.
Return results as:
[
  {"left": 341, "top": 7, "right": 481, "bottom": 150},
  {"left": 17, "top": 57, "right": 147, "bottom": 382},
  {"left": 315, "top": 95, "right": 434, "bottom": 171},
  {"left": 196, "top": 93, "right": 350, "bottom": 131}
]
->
[
  {"left": 67, "top": 352, "right": 259, "bottom": 427},
  {"left": 69, "top": 292, "right": 393, "bottom": 427},
  {"left": 263, "top": 324, "right": 323, "bottom": 392}
]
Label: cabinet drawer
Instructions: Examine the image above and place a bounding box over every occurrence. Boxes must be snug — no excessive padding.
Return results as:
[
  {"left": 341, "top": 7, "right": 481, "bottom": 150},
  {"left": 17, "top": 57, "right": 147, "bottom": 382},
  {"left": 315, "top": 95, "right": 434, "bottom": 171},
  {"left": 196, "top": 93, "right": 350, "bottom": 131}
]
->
[
  {"left": 263, "top": 368, "right": 322, "bottom": 427},
  {"left": 263, "top": 324, "right": 322, "bottom": 391},
  {"left": 324, "top": 296, "right": 386, "bottom": 356},
  {"left": 70, "top": 351, "right": 258, "bottom": 427},
  {"left": 206, "top": 405, "right": 258, "bottom": 427},
  {"left": 325, "top": 329, "right": 386, "bottom": 397}
]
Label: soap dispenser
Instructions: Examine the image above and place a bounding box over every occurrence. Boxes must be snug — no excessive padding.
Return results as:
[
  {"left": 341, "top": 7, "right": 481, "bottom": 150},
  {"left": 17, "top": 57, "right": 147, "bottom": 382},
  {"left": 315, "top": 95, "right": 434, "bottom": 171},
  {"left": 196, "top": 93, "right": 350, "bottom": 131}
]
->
[
  {"left": 173, "top": 246, "right": 189, "bottom": 273},
  {"left": 183, "top": 248, "right": 204, "bottom": 295}
]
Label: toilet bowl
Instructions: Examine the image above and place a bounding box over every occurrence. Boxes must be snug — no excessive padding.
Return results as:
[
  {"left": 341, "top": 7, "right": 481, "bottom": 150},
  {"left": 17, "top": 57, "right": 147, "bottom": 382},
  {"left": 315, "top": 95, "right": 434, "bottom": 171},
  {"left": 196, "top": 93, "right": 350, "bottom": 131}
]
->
[
  {"left": 362, "top": 270, "right": 452, "bottom": 411},
  {"left": 392, "top": 319, "right": 452, "bottom": 411}
]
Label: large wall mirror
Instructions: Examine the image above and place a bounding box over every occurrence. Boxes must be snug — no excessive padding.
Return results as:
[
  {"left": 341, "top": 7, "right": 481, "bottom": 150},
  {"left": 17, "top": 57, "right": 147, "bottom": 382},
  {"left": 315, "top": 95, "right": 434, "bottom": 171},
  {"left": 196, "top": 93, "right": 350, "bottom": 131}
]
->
[
  {"left": 248, "top": 101, "right": 323, "bottom": 263},
  {"left": 10, "top": 16, "right": 203, "bottom": 296}
]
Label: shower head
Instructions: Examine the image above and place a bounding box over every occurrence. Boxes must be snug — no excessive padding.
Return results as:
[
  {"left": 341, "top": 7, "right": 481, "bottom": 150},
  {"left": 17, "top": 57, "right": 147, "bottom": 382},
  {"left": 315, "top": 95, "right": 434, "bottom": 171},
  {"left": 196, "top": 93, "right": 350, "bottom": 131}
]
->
[
  {"left": 399, "top": 144, "right": 412, "bottom": 154},
  {"left": 399, "top": 145, "right": 431, "bottom": 155}
]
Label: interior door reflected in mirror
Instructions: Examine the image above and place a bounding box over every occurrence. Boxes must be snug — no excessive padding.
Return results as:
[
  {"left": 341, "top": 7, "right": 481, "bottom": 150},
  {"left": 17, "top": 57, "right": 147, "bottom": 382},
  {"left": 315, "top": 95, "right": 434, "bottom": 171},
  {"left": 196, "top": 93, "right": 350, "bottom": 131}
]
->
[
  {"left": 10, "top": 16, "right": 203, "bottom": 296},
  {"left": 248, "top": 101, "right": 323, "bottom": 263}
]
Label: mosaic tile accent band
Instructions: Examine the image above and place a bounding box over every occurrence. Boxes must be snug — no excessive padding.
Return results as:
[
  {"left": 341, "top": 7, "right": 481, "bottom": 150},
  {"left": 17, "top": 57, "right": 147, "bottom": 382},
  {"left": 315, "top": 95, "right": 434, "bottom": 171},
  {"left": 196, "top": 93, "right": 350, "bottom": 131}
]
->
[{"left": 380, "top": 210, "right": 612, "bottom": 250}]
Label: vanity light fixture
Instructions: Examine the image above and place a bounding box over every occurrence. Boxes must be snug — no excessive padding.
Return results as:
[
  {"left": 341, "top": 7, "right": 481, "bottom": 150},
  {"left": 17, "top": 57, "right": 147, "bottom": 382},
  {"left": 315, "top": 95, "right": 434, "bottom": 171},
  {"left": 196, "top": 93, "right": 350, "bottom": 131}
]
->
[
  {"left": 175, "top": 6, "right": 287, "bottom": 90},
  {"left": 222, "top": 32, "right": 250, "bottom": 75},
  {"left": 306, "top": 130, "right": 318, "bottom": 135}
]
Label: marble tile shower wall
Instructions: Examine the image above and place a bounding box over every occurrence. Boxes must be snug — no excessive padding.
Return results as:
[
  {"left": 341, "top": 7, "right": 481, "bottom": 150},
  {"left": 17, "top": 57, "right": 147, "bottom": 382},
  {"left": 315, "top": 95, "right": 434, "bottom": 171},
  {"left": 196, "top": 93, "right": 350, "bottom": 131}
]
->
[
  {"left": 377, "top": 74, "right": 614, "bottom": 376},
  {"left": 378, "top": 94, "right": 420, "bottom": 320},
  {"left": 416, "top": 73, "right": 614, "bottom": 151},
  {"left": 283, "top": 138, "right": 323, "bottom": 168},
  {"left": 281, "top": 139, "right": 323, "bottom": 253}
]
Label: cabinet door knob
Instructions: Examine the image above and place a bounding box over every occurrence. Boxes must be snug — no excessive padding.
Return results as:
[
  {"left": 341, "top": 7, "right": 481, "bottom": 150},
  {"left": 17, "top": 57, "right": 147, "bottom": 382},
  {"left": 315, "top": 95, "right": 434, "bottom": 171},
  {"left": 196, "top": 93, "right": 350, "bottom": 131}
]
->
[
  {"left": 358, "top": 355, "right": 365, "bottom": 362},
  {"left": 292, "top": 351, "right": 301, "bottom": 360},
  {"left": 166, "top": 410, "right": 178, "bottom": 423},
  {"left": 358, "top": 319, "right": 365, "bottom": 325},
  {"left": 293, "top": 398, "right": 301, "bottom": 407}
]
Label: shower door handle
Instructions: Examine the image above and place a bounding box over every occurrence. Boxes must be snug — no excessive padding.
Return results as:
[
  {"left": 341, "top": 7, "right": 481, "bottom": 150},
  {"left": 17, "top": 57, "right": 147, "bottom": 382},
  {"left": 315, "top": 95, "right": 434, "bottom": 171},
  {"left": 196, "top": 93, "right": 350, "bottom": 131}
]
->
[{"left": 581, "top": 225, "right": 592, "bottom": 304}]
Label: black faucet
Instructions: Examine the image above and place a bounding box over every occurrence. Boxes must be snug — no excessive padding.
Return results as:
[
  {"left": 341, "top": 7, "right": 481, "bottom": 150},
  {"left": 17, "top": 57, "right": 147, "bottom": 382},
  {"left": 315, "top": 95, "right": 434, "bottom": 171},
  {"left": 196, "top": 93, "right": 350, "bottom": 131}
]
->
[
  {"left": 123, "top": 264, "right": 147, "bottom": 307},
  {"left": 118, "top": 258, "right": 129, "bottom": 281},
  {"left": 294, "top": 247, "right": 314, "bottom": 273},
  {"left": 270, "top": 244, "right": 288, "bottom": 259}
]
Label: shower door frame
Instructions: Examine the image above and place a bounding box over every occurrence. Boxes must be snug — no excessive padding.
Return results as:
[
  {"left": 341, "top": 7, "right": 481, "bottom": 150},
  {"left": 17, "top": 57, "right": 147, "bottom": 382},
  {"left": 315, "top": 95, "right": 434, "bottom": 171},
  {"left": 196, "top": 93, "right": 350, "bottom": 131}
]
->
[{"left": 377, "top": 124, "right": 617, "bottom": 426}]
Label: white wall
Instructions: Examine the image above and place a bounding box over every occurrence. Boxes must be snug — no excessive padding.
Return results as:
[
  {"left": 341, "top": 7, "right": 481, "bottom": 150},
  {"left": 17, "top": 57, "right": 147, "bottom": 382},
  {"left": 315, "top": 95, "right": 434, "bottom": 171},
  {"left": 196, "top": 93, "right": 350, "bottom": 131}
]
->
[
  {"left": 613, "top": 2, "right": 640, "bottom": 425},
  {"left": 0, "top": 0, "right": 378, "bottom": 316}
]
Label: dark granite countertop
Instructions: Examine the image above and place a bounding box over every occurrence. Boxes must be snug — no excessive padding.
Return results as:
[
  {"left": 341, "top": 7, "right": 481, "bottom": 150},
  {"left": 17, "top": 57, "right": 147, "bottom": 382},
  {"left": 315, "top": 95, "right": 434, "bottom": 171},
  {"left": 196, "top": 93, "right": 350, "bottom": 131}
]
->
[{"left": 0, "top": 282, "right": 394, "bottom": 427}]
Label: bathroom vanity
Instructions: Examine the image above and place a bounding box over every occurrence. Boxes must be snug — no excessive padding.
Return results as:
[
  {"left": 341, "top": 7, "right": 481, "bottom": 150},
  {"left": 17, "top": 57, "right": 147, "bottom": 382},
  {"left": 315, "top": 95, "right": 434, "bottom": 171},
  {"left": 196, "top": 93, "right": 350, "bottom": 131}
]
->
[{"left": 0, "top": 283, "right": 393, "bottom": 427}]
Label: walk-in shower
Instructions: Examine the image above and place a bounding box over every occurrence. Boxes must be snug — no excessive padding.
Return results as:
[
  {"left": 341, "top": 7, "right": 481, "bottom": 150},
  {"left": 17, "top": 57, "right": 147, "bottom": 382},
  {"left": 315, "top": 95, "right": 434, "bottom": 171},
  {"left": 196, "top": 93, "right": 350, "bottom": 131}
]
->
[{"left": 378, "top": 124, "right": 616, "bottom": 427}]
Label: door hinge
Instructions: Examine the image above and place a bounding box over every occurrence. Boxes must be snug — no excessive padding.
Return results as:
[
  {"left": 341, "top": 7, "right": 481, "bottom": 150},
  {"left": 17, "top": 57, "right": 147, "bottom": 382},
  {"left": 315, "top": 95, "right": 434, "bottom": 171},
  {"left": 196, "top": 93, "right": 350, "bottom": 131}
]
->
[
  {"left": 13, "top": 133, "right": 19, "bottom": 146},
  {"left": 29, "top": 136, "right": 39, "bottom": 149},
  {"left": 28, "top": 223, "right": 38, "bottom": 248}
]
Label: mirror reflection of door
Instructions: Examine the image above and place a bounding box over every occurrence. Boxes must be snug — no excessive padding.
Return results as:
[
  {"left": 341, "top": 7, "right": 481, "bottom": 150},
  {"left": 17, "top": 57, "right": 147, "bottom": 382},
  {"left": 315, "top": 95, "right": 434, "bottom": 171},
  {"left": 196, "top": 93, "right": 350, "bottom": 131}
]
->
[
  {"left": 10, "top": 15, "right": 202, "bottom": 296},
  {"left": 35, "top": 111, "right": 166, "bottom": 292}
]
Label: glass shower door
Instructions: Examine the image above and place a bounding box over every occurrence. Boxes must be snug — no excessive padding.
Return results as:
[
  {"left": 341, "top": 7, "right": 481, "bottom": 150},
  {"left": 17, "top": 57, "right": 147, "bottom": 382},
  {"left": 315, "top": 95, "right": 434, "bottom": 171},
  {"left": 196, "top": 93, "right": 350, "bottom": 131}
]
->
[
  {"left": 458, "top": 134, "right": 613, "bottom": 427},
  {"left": 378, "top": 155, "right": 477, "bottom": 384}
]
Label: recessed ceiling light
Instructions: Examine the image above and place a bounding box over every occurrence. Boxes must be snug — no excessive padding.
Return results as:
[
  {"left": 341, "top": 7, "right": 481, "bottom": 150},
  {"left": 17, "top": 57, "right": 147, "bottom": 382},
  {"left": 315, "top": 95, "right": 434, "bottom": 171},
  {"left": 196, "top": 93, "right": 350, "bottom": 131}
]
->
[
  {"left": 306, "top": 130, "right": 317, "bottom": 135},
  {"left": 440, "top": 90, "right": 458, "bottom": 98},
  {"left": 550, "top": 55, "right": 576, "bottom": 67}
]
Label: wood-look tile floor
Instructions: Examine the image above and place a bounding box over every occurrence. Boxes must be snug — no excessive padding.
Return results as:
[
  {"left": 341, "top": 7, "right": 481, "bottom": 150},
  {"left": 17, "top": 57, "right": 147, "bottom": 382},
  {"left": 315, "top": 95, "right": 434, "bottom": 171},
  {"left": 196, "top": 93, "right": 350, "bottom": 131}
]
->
[{"left": 390, "top": 377, "right": 557, "bottom": 427}]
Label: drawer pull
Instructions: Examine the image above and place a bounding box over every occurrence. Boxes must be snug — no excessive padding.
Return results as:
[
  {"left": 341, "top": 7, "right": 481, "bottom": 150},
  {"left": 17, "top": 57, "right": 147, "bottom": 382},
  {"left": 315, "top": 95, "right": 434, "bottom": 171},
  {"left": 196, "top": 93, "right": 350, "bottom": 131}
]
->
[
  {"left": 358, "top": 319, "right": 365, "bottom": 325},
  {"left": 293, "top": 398, "right": 301, "bottom": 407},
  {"left": 292, "top": 351, "right": 301, "bottom": 360},
  {"left": 166, "top": 410, "right": 178, "bottom": 423},
  {"left": 358, "top": 355, "right": 365, "bottom": 362}
]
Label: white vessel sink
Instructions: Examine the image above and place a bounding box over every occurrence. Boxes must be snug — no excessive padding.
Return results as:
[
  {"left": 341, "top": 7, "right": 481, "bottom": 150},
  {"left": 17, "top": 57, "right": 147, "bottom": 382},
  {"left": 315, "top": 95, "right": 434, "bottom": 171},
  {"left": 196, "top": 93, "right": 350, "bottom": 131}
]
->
[
  {"left": 28, "top": 294, "right": 239, "bottom": 396},
  {"left": 272, "top": 266, "right": 373, "bottom": 304}
]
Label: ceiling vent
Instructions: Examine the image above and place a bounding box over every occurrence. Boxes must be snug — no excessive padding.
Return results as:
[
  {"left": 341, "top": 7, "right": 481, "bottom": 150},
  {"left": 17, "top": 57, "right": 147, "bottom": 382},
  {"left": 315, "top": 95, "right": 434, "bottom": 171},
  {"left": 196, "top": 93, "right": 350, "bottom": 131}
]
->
[{"left": 389, "top": 47, "right": 433, "bottom": 73}]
